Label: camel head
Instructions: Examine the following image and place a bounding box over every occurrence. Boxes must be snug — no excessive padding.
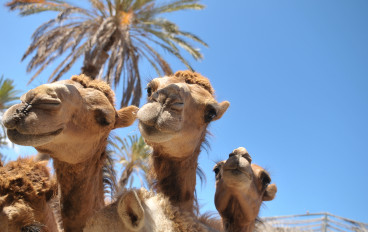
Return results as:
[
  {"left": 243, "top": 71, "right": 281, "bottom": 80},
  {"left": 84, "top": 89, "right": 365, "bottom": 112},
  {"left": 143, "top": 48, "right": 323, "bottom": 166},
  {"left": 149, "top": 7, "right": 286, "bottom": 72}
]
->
[
  {"left": 213, "top": 147, "right": 277, "bottom": 228},
  {"left": 84, "top": 188, "right": 211, "bottom": 232},
  {"left": 84, "top": 189, "right": 172, "bottom": 232},
  {"left": 0, "top": 158, "right": 57, "bottom": 232},
  {"left": 2, "top": 74, "right": 138, "bottom": 164},
  {"left": 137, "top": 70, "right": 230, "bottom": 158}
]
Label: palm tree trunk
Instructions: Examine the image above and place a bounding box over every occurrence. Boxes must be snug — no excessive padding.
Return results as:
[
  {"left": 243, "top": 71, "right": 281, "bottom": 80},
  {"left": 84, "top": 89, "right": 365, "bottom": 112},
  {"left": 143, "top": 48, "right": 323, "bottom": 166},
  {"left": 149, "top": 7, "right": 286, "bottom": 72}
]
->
[
  {"left": 116, "top": 162, "right": 134, "bottom": 194},
  {"left": 81, "top": 30, "right": 118, "bottom": 79}
]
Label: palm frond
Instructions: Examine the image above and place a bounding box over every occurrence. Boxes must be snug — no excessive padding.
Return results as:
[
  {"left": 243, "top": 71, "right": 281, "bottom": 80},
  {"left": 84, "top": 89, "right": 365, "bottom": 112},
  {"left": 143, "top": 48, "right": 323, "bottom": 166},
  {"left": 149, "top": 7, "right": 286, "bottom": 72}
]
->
[
  {"left": 7, "top": 0, "right": 207, "bottom": 107},
  {"left": 0, "top": 76, "right": 20, "bottom": 110},
  {"left": 154, "top": 0, "right": 205, "bottom": 14},
  {"left": 109, "top": 134, "right": 150, "bottom": 194}
]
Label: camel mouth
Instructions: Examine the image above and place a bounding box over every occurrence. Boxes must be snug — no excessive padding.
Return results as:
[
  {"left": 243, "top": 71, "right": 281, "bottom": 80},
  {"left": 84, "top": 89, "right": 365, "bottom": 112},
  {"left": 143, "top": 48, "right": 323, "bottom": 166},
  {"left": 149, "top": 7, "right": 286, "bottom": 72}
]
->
[
  {"left": 6, "top": 128, "right": 63, "bottom": 146},
  {"left": 138, "top": 121, "right": 173, "bottom": 143},
  {"left": 139, "top": 121, "right": 158, "bottom": 133},
  {"left": 224, "top": 167, "right": 252, "bottom": 179}
]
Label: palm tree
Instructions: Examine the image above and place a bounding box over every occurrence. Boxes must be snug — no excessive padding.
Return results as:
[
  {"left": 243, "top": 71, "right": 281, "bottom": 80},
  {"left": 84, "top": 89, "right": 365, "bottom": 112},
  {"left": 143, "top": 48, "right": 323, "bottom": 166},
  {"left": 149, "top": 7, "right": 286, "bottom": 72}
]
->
[
  {"left": 0, "top": 76, "right": 19, "bottom": 111},
  {"left": 109, "top": 134, "right": 151, "bottom": 194},
  {"left": 0, "top": 75, "right": 20, "bottom": 161},
  {"left": 7, "top": 0, "right": 207, "bottom": 107}
]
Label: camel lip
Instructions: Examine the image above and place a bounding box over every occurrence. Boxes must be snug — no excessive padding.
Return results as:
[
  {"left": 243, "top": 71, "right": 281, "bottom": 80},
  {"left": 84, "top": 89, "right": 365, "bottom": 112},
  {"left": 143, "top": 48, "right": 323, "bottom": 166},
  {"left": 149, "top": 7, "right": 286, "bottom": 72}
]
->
[
  {"left": 138, "top": 121, "right": 174, "bottom": 144},
  {"left": 7, "top": 128, "right": 63, "bottom": 141},
  {"left": 138, "top": 121, "right": 159, "bottom": 134},
  {"left": 224, "top": 167, "right": 252, "bottom": 179}
]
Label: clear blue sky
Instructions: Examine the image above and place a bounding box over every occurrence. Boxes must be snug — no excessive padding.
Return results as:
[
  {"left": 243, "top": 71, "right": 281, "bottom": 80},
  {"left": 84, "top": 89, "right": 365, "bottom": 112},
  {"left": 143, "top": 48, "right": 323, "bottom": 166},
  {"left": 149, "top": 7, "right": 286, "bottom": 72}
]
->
[{"left": 1, "top": 0, "right": 368, "bottom": 223}]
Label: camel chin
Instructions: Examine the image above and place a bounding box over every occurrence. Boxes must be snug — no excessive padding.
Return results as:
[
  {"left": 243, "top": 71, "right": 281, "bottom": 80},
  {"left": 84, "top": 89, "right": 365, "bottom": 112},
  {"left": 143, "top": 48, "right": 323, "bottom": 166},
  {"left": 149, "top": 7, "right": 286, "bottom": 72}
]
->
[
  {"left": 137, "top": 121, "right": 175, "bottom": 144},
  {"left": 6, "top": 128, "right": 63, "bottom": 147}
]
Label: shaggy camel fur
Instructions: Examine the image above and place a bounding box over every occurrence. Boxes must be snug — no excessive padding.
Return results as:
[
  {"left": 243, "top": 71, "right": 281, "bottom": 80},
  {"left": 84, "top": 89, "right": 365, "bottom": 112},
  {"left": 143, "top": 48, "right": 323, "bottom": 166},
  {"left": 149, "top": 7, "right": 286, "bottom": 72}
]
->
[
  {"left": 2, "top": 75, "right": 138, "bottom": 232},
  {"left": 138, "top": 70, "right": 229, "bottom": 213},
  {"left": 0, "top": 157, "right": 59, "bottom": 232},
  {"left": 84, "top": 188, "right": 215, "bottom": 232},
  {"left": 213, "top": 147, "right": 277, "bottom": 232}
]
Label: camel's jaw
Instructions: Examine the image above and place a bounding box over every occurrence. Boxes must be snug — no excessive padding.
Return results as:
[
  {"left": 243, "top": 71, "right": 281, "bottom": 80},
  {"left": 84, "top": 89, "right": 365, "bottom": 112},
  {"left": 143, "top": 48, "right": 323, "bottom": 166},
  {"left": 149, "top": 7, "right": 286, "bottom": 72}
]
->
[
  {"left": 6, "top": 128, "right": 63, "bottom": 147},
  {"left": 138, "top": 121, "right": 174, "bottom": 144}
]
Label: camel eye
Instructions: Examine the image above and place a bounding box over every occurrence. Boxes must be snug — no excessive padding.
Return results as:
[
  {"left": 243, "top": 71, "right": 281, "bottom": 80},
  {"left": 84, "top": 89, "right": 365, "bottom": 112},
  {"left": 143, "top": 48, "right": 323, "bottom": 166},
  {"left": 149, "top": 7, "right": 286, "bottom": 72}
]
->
[
  {"left": 260, "top": 172, "right": 271, "bottom": 187},
  {"left": 213, "top": 167, "right": 220, "bottom": 175},
  {"left": 147, "top": 86, "right": 152, "bottom": 97},
  {"left": 204, "top": 105, "right": 217, "bottom": 123}
]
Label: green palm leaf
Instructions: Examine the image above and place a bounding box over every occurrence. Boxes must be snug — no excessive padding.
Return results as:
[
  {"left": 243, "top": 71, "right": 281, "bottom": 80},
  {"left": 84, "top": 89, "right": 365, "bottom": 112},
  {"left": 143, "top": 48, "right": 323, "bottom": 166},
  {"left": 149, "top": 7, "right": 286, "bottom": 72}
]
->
[
  {"left": 109, "top": 134, "right": 151, "bottom": 194},
  {"left": 0, "top": 75, "right": 20, "bottom": 161}
]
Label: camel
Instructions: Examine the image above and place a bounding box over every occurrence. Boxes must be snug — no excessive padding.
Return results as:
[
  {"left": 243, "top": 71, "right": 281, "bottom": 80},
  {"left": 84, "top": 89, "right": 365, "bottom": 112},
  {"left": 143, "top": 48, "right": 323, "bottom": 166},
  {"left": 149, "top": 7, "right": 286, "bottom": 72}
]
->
[
  {"left": 2, "top": 74, "right": 138, "bottom": 232},
  {"left": 84, "top": 188, "right": 214, "bottom": 232},
  {"left": 213, "top": 147, "right": 278, "bottom": 232},
  {"left": 0, "top": 157, "right": 59, "bottom": 232},
  {"left": 137, "top": 70, "right": 230, "bottom": 213}
]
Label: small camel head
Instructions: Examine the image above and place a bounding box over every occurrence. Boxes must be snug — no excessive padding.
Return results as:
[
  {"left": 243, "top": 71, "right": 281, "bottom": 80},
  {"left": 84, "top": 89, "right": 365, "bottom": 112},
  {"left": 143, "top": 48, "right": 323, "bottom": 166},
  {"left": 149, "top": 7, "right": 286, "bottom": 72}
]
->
[
  {"left": 84, "top": 189, "right": 168, "bottom": 232},
  {"left": 117, "top": 190, "right": 145, "bottom": 231},
  {"left": 213, "top": 147, "right": 277, "bottom": 226},
  {"left": 137, "top": 70, "right": 229, "bottom": 158},
  {"left": 0, "top": 158, "right": 57, "bottom": 232},
  {"left": 2, "top": 75, "right": 138, "bottom": 164}
]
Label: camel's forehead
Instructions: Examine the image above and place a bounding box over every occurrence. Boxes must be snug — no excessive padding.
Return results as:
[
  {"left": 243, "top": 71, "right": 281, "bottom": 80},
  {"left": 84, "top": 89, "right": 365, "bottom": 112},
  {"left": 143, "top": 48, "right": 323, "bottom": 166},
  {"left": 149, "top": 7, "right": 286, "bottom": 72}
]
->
[
  {"left": 33, "top": 80, "right": 83, "bottom": 91},
  {"left": 55, "top": 79, "right": 84, "bottom": 87},
  {"left": 26, "top": 80, "right": 82, "bottom": 97},
  {"left": 151, "top": 76, "right": 215, "bottom": 101}
]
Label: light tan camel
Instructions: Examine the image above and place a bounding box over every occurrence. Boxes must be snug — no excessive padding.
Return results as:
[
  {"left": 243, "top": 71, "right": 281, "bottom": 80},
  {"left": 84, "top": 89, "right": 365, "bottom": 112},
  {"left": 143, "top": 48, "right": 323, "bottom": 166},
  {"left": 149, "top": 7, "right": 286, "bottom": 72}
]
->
[
  {"left": 213, "top": 147, "right": 277, "bottom": 232},
  {"left": 137, "top": 70, "right": 229, "bottom": 213},
  {"left": 0, "top": 157, "right": 59, "bottom": 232},
  {"left": 84, "top": 188, "right": 214, "bottom": 232},
  {"left": 2, "top": 74, "right": 138, "bottom": 232}
]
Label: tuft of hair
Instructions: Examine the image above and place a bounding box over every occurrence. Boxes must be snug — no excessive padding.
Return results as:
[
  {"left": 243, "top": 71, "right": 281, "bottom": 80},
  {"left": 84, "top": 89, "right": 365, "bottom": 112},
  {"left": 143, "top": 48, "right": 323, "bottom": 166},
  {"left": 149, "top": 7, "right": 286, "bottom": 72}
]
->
[
  {"left": 71, "top": 74, "right": 115, "bottom": 105},
  {"left": 135, "top": 188, "right": 211, "bottom": 232},
  {"left": 49, "top": 195, "right": 63, "bottom": 232},
  {"left": 0, "top": 157, "right": 56, "bottom": 203},
  {"left": 21, "top": 223, "right": 45, "bottom": 232},
  {"left": 101, "top": 147, "right": 117, "bottom": 200},
  {"left": 173, "top": 70, "right": 214, "bottom": 96},
  {"left": 198, "top": 212, "right": 223, "bottom": 231}
]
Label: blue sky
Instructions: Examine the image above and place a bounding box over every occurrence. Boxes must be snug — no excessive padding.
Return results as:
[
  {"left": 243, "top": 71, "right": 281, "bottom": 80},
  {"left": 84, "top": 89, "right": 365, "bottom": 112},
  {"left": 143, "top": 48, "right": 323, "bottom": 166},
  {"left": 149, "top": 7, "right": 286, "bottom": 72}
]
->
[{"left": 1, "top": 0, "right": 368, "bottom": 223}]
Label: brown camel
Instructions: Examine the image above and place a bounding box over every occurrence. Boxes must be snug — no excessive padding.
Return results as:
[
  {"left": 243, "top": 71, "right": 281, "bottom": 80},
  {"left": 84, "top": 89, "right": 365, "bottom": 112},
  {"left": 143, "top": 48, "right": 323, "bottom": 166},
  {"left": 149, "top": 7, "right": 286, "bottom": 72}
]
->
[
  {"left": 137, "top": 70, "right": 230, "bottom": 213},
  {"left": 2, "top": 74, "right": 138, "bottom": 232},
  {"left": 84, "top": 188, "right": 215, "bottom": 232},
  {"left": 213, "top": 147, "right": 277, "bottom": 232},
  {"left": 0, "top": 157, "right": 59, "bottom": 232}
]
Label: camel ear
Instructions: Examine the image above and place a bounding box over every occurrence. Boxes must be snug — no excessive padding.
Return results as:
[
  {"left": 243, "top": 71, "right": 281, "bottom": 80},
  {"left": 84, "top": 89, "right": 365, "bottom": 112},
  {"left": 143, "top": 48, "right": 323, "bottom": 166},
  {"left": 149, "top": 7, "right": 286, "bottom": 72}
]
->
[
  {"left": 263, "top": 184, "right": 277, "bottom": 201},
  {"left": 117, "top": 190, "right": 145, "bottom": 231},
  {"left": 0, "top": 194, "right": 10, "bottom": 209},
  {"left": 204, "top": 101, "right": 230, "bottom": 123},
  {"left": 114, "top": 105, "right": 139, "bottom": 129}
]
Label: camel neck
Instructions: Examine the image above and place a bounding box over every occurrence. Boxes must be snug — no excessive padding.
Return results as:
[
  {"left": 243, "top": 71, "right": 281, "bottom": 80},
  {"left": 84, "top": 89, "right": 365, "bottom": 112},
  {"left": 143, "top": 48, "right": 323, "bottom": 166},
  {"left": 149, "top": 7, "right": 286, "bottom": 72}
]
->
[
  {"left": 224, "top": 222, "right": 255, "bottom": 232},
  {"left": 33, "top": 200, "right": 59, "bottom": 232},
  {"left": 53, "top": 147, "right": 105, "bottom": 232},
  {"left": 150, "top": 145, "right": 201, "bottom": 213},
  {"left": 221, "top": 197, "right": 256, "bottom": 232}
]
